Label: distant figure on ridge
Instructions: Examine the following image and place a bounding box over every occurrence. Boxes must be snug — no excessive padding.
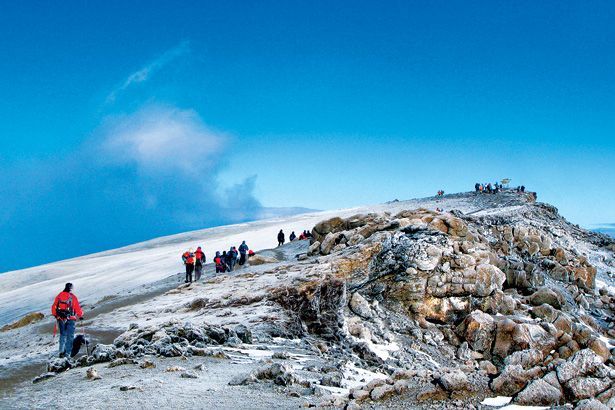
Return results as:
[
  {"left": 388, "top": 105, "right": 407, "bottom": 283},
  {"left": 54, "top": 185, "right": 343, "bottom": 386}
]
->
[
  {"left": 182, "top": 249, "right": 195, "bottom": 283},
  {"left": 51, "top": 283, "right": 83, "bottom": 358},
  {"left": 277, "top": 230, "right": 285, "bottom": 247},
  {"left": 238, "top": 241, "right": 249, "bottom": 265},
  {"left": 289, "top": 231, "right": 297, "bottom": 241}
]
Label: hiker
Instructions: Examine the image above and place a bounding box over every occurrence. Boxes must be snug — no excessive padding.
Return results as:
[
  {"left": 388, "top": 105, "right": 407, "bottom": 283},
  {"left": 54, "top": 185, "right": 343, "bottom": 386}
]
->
[
  {"left": 222, "top": 251, "right": 230, "bottom": 271},
  {"left": 475, "top": 183, "right": 480, "bottom": 192},
  {"left": 289, "top": 231, "right": 297, "bottom": 241},
  {"left": 214, "top": 251, "right": 225, "bottom": 273},
  {"left": 227, "top": 247, "right": 237, "bottom": 271},
  {"left": 194, "top": 246, "right": 205, "bottom": 281},
  {"left": 521, "top": 185, "right": 526, "bottom": 193},
  {"left": 51, "top": 283, "right": 83, "bottom": 358},
  {"left": 248, "top": 249, "right": 255, "bottom": 259},
  {"left": 298, "top": 231, "right": 306, "bottom": 240},
  {"left": 277, "top": 230, "right": 285, "bottom": 246},
  {"left": 238, "top": 241, "right": 249, "bottom": 265},
  {"left": 182, "top": 249, "right": 195, "bottom": 283}
]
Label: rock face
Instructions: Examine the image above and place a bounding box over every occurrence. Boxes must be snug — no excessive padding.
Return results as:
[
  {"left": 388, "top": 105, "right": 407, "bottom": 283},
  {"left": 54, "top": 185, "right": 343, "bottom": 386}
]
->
[{"left": 31, "top": 192, "right": 615, "bottom": 409}]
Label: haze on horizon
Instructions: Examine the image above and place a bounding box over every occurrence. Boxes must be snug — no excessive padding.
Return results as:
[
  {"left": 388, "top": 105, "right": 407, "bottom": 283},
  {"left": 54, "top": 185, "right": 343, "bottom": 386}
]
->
[{"left": 1, "top": 1, "right": 614, "bottom": 273}]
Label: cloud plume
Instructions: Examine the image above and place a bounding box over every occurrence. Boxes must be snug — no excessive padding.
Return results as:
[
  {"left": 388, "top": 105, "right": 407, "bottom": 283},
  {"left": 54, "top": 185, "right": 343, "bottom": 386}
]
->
[{"left": 0, "top": 104, "right": 262, "bottom": 272}]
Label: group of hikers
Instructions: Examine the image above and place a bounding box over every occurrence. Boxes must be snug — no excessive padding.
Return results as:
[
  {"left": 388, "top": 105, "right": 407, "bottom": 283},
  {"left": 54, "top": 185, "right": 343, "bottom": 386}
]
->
[
  {"left": 181, "top": 228, "right": 314, "bottom": 283},
  {"left": 278, "top": 229, "right": 313, "bottom": 246},
  {"left": 181, "top": 241, "right": 253, "bottom": 283},
  {"left": 436, "top": 190, "right": 445, "bottom": 197},
  {"left": 474, "top": 182, "right": 525, "bottom": 194}
]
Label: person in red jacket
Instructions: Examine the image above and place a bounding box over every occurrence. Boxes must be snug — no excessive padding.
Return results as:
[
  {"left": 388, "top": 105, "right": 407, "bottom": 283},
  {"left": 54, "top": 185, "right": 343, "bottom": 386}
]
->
[
  {"left": 194, "top": 246, "right": 205, "bottom": 281},
  {"left": 182, "top": 249, "right": 195, "bottom": 283},
  {"left": 51, "top": 283, "right": 83, "bottom": 358}
]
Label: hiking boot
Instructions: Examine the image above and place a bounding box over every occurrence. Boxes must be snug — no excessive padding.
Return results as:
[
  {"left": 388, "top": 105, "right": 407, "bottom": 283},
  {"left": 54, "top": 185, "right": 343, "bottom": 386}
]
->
[{"left": 59, "top": 352, "right": 65, "bottom": 358}]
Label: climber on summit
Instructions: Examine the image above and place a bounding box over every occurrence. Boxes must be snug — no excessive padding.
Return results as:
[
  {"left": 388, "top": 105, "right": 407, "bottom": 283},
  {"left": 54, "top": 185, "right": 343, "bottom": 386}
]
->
[{"left": 51, "top": 283, "right": 83, "bottom": 358}]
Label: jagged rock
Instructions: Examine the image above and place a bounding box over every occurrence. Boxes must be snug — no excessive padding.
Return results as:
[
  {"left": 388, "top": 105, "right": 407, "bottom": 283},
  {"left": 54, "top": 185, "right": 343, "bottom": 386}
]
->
[
  {"left": 180, "top": 371, "right": 199, "bottom": 379},
  {"left": 529, "top": 287, "right": 563, "bottom": 309},
  {"left": 90, "top": 344, "right": 119, "bottom": 363},
  {"left": 514, "top": 378, "right": 563, "bottom": 406},
  {"left": 574, "top": 399, "right": 609, "bottom": 410},
  {"left": 248, "top": 255, "right": 278, "bottom": 266},
  {"left": 474, "top": 264, "right": 506, "bottom": 297},
  {"left": 86, "top": 367, "right": 101, "bottom": 380},
  {"left": 140, "top": 359, "right": 156, "bottom": 369},
  {"left": 320, "top": 372, "right": 342, "bottom": 387},
  {"left": 234, "top": 324, "right": 253, "bottom": 344},
  {"left": 47, "top": 357, "right": 72, "bottom": 373},
  {"left": 417, "top": 384, "right": 448, "bottom": 402},
  {"left": 312, "top": 217, "right": 346, "bottom": 242},
  {"left": 307, "top": 241, "right": 321, "bottom": 256},
  {"left": 490, "top": 364, "right": 543, "bottom": 396},
  {"left": 370, "top": 384, "right": 395, "bottom": 401},
  {"left": 437, "top": 369, "right": 469, "bottom": 392},
  {"left": 119, "top": 385, "right": 138, "bottom": 391},
  {"left": 588, "top": 338, "right": 610, "bottom": 362},
  {"left": 557, "top": 349, "right": 605, "bottom": 383},
  {"left": 108, "top": 358, "right": 138, "bottom": 368},
  {"left": 479, "top": 360, "right": 498, "bottom": 375},
  {"left": 565, "top": 377, "right": 611, "bottom": 401},
  {"left": 457, "top": 310, "right": 495, "bottom": 352},
  {"left": 32, "top": 372, "right": 57, "bottom": 384},
  {"left": 504, "top": 349, "right": 543, "bottom": 369},
  {"left": 228, "top": 373, "right": 257, "bottom": 386},
  {"left": 349, "top": 388, "right": 370, "bottom": 401},
  {"left": 349, "top": 292, "right": 372, "bottom": 319}
]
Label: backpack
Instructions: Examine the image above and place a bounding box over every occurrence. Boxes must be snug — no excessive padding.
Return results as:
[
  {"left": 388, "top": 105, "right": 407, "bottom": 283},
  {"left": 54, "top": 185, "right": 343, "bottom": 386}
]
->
[{"left": 56, "top": 295, "right": 74, "bottom": 320}]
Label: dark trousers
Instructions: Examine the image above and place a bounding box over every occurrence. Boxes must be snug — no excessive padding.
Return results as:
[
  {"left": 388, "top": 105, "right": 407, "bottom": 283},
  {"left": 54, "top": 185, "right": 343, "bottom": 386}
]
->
[
  {"left": 58, "top": 319, "right": 76, "bottom": 357},
  {"left": 239, "top": 253, "right": 246, "bottom": 265},
  {"left": 216, "top": 265, "right": 225, "bottom": 273},
  {"left": 195, "top": 263, "right": 203, "bottom": 281},
  {"left": 185, "top": 264, "right": 194, "bottom": 282}
]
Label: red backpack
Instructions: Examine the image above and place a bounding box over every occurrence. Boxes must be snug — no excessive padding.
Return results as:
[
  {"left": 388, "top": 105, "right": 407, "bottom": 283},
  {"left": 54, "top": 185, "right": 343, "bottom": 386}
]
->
[{"left": 56, "top": 294, "right": 74, "bottom": 320}]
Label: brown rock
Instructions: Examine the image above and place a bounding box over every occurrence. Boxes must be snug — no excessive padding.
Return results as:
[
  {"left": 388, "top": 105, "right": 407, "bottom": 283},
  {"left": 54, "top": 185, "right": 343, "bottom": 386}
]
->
[{"left": 416, "top": 384, "right": 448, "bottom": 402}]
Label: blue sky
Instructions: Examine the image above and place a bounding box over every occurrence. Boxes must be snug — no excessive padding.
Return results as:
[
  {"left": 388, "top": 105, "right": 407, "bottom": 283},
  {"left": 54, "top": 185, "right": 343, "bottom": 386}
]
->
[{"left": 1, "top": 1, "right": 614, "bottom": 272}]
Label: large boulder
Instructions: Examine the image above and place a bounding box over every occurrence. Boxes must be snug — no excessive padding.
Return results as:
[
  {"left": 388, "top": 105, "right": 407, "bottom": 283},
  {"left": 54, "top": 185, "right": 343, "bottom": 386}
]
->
[
  {"left": 490, "top": 364, "right": 543, "bottom": 396},
  {"left": 248, "top": 254, "right": 278, "bottom": 266},
  {"left": 529, "top": 287, "right": 563, "bottom": 309},
  {"left": 313, "top": 217, "right": 346, "bottom": 242},
  {"left": 557, "top": 349, "right": 605, "bottom": 384},
  {"left": 47, "top": 357, "right": 72, "bottom": 373},
  {"left": 474, "top": 264, "right": 506, "bottom": 296},
  {"left": 457, "top": 310, "right": 495, "bottom": 352},
  {"left": 515, "top": 377, "right": 564, "bottom": 406},
  {"left": 565, "top": 377, "right": 611, "bottom": 401},
  {"left": 349, "top": 292, "right": 372, "bottom": 319}
]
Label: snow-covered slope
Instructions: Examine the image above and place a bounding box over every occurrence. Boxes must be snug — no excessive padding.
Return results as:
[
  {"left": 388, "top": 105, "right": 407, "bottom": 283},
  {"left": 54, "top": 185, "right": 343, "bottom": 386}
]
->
[{"left": 0, "top": 193, "right": 500, "bottom": 327}]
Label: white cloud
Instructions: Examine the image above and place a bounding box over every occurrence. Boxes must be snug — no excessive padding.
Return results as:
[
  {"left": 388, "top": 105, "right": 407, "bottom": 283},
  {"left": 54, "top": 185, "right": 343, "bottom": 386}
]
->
[
  {"left": 99, "top": 104, "right": 227, "bottom": 177},
  {"left": 106, "top": 40, "right": 190, "bottom": 103}
]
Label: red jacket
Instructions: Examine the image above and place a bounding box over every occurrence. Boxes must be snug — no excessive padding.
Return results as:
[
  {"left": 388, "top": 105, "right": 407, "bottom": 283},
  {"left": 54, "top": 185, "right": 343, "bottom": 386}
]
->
[{"left": 51, "top": 291, "right": 83, "bottom": 320}]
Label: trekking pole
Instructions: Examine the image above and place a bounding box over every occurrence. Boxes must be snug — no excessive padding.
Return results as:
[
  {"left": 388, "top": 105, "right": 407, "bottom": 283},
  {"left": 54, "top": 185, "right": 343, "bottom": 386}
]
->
[{"left": 82, "top": 320, "right": 90, "bottom": 357}]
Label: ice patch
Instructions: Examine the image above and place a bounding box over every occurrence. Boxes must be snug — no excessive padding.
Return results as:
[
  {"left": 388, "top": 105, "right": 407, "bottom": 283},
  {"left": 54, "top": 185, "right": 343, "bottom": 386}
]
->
[{"left": 481, "top": 396, "right": 512, "bottom": 406}]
